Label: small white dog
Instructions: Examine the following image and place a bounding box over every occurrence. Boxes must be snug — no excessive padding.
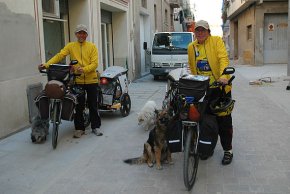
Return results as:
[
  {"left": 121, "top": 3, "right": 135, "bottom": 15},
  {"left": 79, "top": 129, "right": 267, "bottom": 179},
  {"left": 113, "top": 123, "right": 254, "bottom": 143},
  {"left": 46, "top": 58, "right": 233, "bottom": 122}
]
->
[{"left": 137, "top": 100, "right": 158, "bottom": 131}]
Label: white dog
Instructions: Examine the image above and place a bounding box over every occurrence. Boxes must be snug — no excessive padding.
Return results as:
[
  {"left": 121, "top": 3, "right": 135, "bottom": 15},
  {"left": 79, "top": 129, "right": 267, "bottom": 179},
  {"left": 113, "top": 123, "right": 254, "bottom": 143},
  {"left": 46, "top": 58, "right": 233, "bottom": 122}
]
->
[{"left": 137, "top": 100, "right": 158, "bottom": 131}]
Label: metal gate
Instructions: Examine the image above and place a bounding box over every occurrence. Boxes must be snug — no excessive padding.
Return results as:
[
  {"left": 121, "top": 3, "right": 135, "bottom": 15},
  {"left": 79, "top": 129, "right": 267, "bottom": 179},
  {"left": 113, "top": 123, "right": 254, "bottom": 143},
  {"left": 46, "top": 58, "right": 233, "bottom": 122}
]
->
[{"left": 264, "top": 13, "right": 288, "bottom": 64}]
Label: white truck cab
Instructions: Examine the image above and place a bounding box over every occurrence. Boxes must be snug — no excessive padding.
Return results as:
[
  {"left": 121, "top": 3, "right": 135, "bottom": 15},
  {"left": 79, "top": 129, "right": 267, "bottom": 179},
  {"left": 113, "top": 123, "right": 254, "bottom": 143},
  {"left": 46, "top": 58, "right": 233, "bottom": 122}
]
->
[{"left": 144, "top": 32, "right": 194, "bottom": 80}]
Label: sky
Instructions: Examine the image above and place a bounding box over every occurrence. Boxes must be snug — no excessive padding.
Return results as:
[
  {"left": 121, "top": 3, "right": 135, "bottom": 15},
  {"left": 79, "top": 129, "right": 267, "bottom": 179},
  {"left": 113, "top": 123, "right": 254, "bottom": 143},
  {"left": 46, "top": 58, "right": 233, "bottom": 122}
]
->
[{"left": 190, "top": 0, "right": 223, "bottom": 36}]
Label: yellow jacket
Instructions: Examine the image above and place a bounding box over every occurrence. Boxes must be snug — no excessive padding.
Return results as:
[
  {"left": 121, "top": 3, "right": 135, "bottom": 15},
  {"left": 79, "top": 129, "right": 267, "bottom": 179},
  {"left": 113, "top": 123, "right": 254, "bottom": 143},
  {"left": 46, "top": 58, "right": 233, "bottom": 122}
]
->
[
  {"left": 45, "top": 41, "right": 99, "bottom": 84},
  {"left": 188, "top": 35, "right": 230, "bottom": 81},
  {"left": 188, "top": 35, "right": 231, "bottom": 92}
]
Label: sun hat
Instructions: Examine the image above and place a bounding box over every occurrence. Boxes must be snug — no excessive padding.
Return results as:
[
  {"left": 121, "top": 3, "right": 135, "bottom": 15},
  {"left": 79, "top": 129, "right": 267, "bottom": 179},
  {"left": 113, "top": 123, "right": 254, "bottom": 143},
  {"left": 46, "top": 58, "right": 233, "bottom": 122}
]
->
[
  {"left": 195, "top": 20, "right": 210, "bottom": 30},
  {"left": 75, "top": 24, "right": 88, "bottom": 34}
]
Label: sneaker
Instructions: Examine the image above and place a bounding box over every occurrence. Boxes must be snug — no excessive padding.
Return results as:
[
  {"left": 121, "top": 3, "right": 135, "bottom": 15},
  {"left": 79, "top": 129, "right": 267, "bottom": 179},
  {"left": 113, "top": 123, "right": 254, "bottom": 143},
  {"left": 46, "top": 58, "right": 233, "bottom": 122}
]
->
[
  {"left": 92, "top": 128, "right": 103, "bottom": 136},
  {"left": 222, "top": 151, "right": 233, "bottom": 165},
  {"left": 73, "top": 130, "right": 85, "bottom": 138}
]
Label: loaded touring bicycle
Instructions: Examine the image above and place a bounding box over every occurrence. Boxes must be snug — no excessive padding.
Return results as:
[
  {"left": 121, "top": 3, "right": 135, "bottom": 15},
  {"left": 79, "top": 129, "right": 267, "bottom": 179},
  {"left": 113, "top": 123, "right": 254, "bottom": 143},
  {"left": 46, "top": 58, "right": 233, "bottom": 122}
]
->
[
  {"left": 35, "top": 60, "right": 89, "bottom": 149},
  {"left": 164, "top": 67, "right": 235, "bottom": 190}
]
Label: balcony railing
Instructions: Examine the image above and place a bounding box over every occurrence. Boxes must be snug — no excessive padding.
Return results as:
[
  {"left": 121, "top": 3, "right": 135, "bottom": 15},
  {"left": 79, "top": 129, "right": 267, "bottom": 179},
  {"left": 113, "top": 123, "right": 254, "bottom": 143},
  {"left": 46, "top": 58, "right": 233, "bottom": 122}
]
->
[{"left": 169, "top": 0, "right": 181, "bottom": 8}]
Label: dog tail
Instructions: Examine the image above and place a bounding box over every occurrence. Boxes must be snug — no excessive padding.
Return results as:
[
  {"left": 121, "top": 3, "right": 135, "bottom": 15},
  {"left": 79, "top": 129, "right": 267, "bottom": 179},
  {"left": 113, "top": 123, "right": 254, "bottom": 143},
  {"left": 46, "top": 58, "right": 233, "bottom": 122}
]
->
[{"left": 123, "top": 157, "right": 145, "bottom": 165}]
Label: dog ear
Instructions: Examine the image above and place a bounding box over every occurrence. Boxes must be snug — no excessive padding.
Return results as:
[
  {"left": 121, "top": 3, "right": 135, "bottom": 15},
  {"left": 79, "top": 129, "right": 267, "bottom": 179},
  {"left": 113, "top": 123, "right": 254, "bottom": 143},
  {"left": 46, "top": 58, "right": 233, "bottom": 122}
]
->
[{"left": 154, "top": 109, "right": 159, "bottom": 115}]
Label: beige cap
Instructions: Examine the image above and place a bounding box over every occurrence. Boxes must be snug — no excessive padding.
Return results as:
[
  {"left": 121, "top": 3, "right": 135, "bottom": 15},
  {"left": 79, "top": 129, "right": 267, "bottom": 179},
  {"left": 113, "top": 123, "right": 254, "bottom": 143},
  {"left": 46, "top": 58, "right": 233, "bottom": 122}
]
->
[
  {"left": 75, "top": 24, "right": 88, "bottom": 34},
  {"left": 195, "top": 20, "right": 210, "bottom": 30}
]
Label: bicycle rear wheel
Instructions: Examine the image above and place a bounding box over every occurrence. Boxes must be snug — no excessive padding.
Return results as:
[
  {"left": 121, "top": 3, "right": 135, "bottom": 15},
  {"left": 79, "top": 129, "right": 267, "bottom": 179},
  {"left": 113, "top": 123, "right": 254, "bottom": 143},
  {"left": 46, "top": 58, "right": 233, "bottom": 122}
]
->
[
  {"left": 183, "top": 128, "right": 199, "bottom": 191},
  {"left": 52, "top": 103, "right": 60, "bottom": 149}
]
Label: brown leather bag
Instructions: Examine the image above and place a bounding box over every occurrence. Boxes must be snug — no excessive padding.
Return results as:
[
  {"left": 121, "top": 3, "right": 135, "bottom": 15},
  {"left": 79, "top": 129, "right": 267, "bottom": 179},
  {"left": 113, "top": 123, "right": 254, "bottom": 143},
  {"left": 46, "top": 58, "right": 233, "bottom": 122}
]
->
[{"left": 44, "top": 80, "right": 66, "bottom": 99}]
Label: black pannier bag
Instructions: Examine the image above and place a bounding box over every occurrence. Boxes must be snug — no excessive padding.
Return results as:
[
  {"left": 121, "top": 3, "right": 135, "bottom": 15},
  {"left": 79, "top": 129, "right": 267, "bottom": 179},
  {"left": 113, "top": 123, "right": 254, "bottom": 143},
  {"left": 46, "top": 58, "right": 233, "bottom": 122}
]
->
[
  {"left": 34, "top": 91, "right": 49, "bottom": 119},
  {"left": 198, "top": 114, "right": 218, "bottom": 156},
  {"left": 47, "top": 64, "right": 70, "bottom": 82},
  {"left": 166, "top": 116, "right": 183, "bottom": 153},
  {"left": 178, "top": 75, "right": 209, "bottom": 102},
  {"left": 61, "top": 93, "right": 77, "bottom": 121}
]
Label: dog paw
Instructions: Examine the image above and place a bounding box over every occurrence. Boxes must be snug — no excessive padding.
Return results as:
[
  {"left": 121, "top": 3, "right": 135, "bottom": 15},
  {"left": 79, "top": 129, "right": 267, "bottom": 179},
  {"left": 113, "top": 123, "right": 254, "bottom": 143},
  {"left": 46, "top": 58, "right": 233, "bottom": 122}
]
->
[
  {"left": 169, "top": 161, "right": 174, "bottom": 165},
  {"left": 156, "top": 165, "right": 163, "bottom": 170},
  {"left": 147, "top": 163, "right": 154, "bottom": 168}
]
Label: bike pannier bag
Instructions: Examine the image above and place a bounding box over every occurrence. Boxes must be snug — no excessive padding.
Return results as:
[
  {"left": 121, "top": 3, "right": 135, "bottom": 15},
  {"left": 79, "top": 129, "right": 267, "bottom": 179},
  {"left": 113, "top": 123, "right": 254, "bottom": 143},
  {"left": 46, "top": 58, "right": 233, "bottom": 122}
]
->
[
  {"left": 198, "top": 114, "right": 218, "bottom": 156},
  {"left": 34, "top": 91, "right": 49, "bottom": 119},
  {"left": 178, "top": 75, "right": 209, "bottom": 102},
  {"left": 47, "top": 64, "right": 70, "bottom": 82},
  {"left": 61, "top": 93, "right": 77, "bottom": 121},
  {"left": 166, "top": 117, "right": 183, "bottom": 153}
]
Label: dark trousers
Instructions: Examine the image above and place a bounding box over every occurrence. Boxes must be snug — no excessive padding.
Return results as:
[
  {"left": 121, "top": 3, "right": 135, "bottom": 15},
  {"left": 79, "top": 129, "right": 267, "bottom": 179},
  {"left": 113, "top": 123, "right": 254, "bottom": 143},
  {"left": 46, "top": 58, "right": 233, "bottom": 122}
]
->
[
  {"left": 208, "top": 87, "right": 233, "bottom": 151},
  {"left": 74, "top": 83, "right": 101, "bottom": 130}
]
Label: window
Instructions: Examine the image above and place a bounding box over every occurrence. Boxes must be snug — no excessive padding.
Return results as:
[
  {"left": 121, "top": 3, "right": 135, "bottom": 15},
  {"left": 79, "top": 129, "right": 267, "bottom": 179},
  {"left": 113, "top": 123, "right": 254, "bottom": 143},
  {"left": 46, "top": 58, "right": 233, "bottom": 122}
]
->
[
  {"left": 42, "top": 0, "right": 60, "bottom": 18},
  {"left": 142, "top": 0, "right": 147, "bottom": 8},
  {"left": 247, "top": 25, "right": 252, "bottom": 40}
]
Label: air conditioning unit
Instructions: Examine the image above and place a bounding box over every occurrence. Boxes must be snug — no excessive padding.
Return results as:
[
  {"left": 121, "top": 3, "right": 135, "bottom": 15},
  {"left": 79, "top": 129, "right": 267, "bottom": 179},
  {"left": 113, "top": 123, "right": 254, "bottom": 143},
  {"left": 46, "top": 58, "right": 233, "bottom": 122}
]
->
[{"left": 42, "top": 0, "right": 60, "bottom": 18}]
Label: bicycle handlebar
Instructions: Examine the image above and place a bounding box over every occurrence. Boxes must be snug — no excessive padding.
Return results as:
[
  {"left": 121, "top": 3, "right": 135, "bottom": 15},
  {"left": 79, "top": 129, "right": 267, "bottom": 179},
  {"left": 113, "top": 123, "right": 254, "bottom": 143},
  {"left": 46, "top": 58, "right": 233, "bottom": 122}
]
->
[{"left": 211, "top": 75, "right": 235, "bottom": 87}]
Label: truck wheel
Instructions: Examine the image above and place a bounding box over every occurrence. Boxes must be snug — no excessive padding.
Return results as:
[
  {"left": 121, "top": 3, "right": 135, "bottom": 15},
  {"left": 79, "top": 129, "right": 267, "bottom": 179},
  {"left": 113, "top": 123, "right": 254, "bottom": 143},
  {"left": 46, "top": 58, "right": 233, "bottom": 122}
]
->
[{"left": 154, "top": 75, "right": 159, "bottom": 80}]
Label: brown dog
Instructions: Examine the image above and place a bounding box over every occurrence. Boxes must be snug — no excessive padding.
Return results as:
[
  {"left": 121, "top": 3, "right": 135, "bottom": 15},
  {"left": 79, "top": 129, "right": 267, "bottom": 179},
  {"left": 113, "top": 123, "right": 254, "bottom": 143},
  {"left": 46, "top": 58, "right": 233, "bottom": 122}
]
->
[{"left": 124, "top": 109, "right": 173, "bottom": 170}]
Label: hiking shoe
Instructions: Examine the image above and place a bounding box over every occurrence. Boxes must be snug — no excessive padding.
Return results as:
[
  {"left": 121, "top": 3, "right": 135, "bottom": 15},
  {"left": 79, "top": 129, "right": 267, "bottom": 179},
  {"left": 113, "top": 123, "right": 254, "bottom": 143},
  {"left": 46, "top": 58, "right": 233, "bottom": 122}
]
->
[
  {"left": 222, "top": 151, "right": 233, "bottom": 165},
  {"left": 73, "top": 130, "right": 85, "bottom": 138},
  {"left": 92, "top": 128, "right": 103, "bottom": 136}
]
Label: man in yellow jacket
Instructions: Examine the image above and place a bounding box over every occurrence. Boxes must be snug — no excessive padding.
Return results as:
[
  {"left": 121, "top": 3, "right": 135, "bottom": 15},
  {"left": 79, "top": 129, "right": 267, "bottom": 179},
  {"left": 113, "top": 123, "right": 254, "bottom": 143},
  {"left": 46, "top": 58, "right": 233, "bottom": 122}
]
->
[
  {"left": 39, "top": 24, "right": 102, "bottom": 138},
  {"left": 188, "top": 20, "right": 234, "bottom": 165}
]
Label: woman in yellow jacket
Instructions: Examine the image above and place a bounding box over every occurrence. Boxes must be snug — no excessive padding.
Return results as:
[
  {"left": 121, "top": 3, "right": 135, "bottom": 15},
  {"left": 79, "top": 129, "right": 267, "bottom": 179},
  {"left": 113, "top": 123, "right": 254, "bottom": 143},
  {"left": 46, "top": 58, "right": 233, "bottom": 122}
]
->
[
  {"left": 39, "top": 24, "right": 102, "bottom": 138},
  {"left": 188, "top": 20, "right": 233, "bottom": 165}
]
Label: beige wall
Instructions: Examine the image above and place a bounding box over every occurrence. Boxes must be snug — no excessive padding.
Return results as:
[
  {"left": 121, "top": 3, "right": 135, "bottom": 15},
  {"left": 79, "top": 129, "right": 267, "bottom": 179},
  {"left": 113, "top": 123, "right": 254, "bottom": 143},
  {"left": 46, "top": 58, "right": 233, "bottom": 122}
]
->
[
  {"left": 154, "top": 0, "right": 172, "bottom": 32},
  {"left": 229, "top": 1, "right": 288, "bottom": 65},
  {"left": 0, "top": 0, "right": 45, "bottom": 137},
  {"left": 230, "top": 6, "right": 255, "bottom": 64}
]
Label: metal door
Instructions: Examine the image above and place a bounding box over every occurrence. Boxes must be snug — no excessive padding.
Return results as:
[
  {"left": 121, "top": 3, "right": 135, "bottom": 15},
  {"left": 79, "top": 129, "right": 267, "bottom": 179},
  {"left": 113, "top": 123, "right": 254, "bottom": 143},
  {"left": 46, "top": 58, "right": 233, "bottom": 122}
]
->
[{"left": 264, "top": 13, "right": 288, "bottom": 64}]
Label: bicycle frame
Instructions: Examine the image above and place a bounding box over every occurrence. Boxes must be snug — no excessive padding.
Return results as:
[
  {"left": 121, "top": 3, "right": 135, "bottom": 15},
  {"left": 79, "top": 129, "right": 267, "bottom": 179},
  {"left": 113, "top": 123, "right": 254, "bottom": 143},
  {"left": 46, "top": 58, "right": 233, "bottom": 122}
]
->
[
  {"left": 49, "top": 99, "right": 62, "bottom": 149},
  {"left": 50, "top": 99, "right": 62, "bottom": 124}
]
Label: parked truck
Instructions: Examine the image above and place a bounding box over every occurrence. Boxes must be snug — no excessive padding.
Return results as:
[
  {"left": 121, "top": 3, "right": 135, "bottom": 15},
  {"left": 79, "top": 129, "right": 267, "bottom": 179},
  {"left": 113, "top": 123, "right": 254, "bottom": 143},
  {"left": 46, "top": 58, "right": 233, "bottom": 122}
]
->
[{"left": 144, "top": 32, "right": 194, "bottom": 80}]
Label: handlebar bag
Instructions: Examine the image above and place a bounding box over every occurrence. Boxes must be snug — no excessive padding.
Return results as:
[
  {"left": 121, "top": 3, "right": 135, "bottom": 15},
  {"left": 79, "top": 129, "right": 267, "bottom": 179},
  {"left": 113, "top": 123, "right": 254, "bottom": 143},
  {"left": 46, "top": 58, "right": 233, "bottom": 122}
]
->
[
  {"left": 47, "top": 65, "right": 70, "bottom": 82},
  {"left": 178, "top": 75, "right": 209, "bottom": 102},
  {"left": 45, "top": 80, "right": 66, "bottom": 99},
  {"left": 61, "top": 93, "right": 77, "bottom": 121}
]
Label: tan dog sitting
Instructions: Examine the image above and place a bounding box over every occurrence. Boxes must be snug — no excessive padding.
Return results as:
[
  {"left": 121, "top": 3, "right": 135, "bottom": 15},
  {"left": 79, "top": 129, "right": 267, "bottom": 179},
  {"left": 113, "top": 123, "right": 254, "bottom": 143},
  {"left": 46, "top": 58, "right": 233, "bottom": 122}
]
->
[{"left": 124, "top": 109, "right": 173, "bottom": 170}]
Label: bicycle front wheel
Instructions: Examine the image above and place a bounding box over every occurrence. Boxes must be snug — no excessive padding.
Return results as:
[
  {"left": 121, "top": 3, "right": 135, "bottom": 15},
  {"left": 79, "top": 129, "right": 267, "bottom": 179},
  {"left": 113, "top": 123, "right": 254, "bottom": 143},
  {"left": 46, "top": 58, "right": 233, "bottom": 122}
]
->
[
  {"left": 183, "top": 128, "right": 199, "bottom": 191},
  {"left": 52, "top": 103, "right": 60, "bottom": 149}
]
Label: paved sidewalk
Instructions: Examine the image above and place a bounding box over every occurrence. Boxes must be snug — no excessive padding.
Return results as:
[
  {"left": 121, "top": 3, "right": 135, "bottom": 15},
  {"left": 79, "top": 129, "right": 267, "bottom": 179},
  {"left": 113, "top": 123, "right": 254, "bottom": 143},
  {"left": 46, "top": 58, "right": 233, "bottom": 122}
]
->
[{"left": 0, "top": 64, "right": 290, "bottom": 194}]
